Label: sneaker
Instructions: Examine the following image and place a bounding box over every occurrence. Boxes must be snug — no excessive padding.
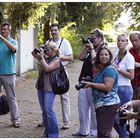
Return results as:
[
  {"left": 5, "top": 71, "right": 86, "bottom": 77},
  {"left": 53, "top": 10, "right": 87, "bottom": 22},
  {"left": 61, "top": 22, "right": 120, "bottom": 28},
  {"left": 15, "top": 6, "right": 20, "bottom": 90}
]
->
[
  {"left": 37, "top": 122, "right": 44, "bottom": 127},
  {"left": 61, "top": 123, "right": 70, "bottom": 130},
  {"left": 72, "top": 131, "right": 88, "bottom": 137},
  {"left": 13, "top": 122, "right": 20, "bottom": 128}
]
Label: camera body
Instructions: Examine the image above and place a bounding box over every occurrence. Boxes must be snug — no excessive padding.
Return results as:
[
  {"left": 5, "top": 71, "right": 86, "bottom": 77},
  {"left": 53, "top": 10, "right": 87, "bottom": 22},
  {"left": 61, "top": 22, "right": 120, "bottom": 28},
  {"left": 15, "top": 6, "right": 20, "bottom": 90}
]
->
[
  {"left": 75, "top": 76, "right": 92, "bottom": 90},
  {"left": 33, "top": 45, "right": 47, "bottom": 54},
  {"left": 118, "top": 107, "right": 129, "bottom": 126},
  {"left": 82, "top": 37, "right": 93, "bottom": 44}
]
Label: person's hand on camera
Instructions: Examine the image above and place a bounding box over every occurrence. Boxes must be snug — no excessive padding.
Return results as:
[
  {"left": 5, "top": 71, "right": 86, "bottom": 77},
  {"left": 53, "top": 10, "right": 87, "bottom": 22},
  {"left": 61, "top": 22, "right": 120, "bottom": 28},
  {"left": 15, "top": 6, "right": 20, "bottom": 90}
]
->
[
  {"left": 84, "top": 41, "right": 94, "bottom": 51},
  {"left": 122, "top": 101, "right": 133, "bottom": 110},
  {"left": 31, "top": 48, "right": 44, "bottom": 61}
]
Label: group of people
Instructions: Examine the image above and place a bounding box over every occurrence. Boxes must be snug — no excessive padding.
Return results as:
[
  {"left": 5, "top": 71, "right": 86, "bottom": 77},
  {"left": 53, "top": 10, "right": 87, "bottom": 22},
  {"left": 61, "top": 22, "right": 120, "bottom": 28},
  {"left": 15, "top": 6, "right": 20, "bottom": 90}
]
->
[{"left": 0, "top": 21, "right": 140, "bottom": 138}]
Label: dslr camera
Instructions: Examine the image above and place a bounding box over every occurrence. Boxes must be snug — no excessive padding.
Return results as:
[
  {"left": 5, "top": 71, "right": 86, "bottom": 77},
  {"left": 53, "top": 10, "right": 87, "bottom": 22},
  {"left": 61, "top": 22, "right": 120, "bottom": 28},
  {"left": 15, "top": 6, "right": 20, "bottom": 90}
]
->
[
  {"left": 82, "top": 37, "right": 93, "bottom": 44},
  {"left": 75, "top": 76, "right": 92, "bottom": 90},
  {"left": 118, "top": 107, "right": 130, "bottom": 126},
  {"left": 33, "top": 44, "right": 47, "bottom": 54}
]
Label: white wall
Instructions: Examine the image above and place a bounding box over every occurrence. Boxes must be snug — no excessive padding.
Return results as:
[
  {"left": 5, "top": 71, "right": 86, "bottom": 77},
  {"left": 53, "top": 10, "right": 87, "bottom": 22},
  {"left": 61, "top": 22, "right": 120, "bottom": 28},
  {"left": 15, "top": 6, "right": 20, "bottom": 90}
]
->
[{"left": 16, "top": 27, "right": 37, "bottom": 75}]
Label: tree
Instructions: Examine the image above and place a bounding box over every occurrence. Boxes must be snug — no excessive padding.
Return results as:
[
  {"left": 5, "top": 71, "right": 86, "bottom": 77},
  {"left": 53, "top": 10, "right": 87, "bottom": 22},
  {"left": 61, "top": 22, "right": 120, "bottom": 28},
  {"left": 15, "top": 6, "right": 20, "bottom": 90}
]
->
[
  {"left": 124, "top": 2, "right": 140, "bottom": 30},
  {"left": 56, "top": 2, "right": 124, "bottom": 36},
  {"left": 3, "top": 2, "right": 51, "bottom": 37}
]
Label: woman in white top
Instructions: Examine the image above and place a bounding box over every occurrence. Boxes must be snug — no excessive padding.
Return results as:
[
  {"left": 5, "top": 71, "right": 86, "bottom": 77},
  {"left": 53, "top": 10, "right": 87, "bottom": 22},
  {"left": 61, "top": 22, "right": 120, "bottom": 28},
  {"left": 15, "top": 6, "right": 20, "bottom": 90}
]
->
[{"left": 113, "top": 34, "right": 135, "bottom": 138}]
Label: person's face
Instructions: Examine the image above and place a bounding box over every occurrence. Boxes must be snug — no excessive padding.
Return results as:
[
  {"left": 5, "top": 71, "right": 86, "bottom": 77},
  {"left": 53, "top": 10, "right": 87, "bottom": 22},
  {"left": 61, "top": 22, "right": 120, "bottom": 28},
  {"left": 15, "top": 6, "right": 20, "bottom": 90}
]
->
[
  {"left": 130, "top": 33, "right": 140, "bottom": 49},
  {"left": 0, "top": 25, "right": 10, "bottom": 38},
  {"left": 99, "top": 49, "right": 110, "bottom": 65},
  {"left": 45, "top": 46, "right": 56, "bottom": 57},
  {"left": 117, "top": 35, "right": 128, "bottom": 50},
  {"left": 50, "top": 26, "right": 60, "bottom": 39},
  {"left": 91, "top": 34, "right": 102, "bottom": 48}
]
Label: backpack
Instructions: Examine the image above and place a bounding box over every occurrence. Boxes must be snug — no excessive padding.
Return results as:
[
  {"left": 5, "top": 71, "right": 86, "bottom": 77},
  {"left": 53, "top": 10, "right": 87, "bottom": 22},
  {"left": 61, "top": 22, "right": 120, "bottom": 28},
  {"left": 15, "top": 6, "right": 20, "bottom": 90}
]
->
[
  {"left": 0, "top": 95, "right": 10, "bottom": 115},
  {"left": 49, "top": 61, "right": 69, "bottom": 95}
]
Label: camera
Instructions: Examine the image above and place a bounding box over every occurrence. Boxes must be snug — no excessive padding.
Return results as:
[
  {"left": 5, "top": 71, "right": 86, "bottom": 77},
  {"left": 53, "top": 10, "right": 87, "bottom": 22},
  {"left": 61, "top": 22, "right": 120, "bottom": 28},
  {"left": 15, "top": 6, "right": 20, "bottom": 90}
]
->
[
  {"left": 82, "top": 37, "right": 93, "bottom": 44},
  {"left": 33, "top": 45, "right": 47, "bottom": 54},
  {"left": 118, "top": 107, "right": 129, "bottom": 126},
  {"left": 75, "top": 76, "right": 92, "bottom": 90}
]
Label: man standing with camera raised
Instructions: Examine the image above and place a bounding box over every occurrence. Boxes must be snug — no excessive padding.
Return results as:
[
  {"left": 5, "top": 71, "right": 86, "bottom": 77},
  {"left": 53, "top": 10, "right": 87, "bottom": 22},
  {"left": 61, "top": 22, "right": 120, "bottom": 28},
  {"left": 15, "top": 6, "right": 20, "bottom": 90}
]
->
[
  {"left": 72, "top": 28, "right": 105, "bottom": 137},
  {"left": 37, "top": 23, "right": 73, "bottom": 130}
]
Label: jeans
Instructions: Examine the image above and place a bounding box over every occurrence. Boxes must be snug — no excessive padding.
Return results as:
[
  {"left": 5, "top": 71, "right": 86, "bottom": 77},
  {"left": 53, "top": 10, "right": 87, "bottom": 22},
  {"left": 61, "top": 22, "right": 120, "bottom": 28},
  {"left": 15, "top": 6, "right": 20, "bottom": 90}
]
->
[
  {"left": 114, "top": 85, "right": 133, "bottom": 138},
  {"left": 38, "top": 90, "right": 59, "bottom": 138}
]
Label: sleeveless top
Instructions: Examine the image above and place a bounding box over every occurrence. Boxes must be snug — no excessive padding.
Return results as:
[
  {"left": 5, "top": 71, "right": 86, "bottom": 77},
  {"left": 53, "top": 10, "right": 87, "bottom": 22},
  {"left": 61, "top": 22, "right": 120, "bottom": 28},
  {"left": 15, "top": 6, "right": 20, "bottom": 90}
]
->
[{"left": 36, "top": 56, "right": 60, "bottom": 92}]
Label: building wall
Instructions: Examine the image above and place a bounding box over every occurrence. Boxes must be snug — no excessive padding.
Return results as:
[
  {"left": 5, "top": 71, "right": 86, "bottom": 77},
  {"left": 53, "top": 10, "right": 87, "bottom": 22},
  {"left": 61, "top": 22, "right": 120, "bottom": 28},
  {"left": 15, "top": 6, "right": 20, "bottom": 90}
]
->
[{"left": 16, "top": 27, "right": 37, "bottom": 75}]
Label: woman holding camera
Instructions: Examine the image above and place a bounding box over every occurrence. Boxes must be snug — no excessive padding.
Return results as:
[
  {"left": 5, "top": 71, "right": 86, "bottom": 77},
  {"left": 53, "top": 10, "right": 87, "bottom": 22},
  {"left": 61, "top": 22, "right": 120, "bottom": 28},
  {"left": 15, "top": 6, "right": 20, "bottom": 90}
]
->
[
  {"left": 83, "top": 46, "right": 120, "bottom": 138},
  {"left": 31, "top": 42, "right": 60, "bottom": 138},
  {"left": 113, "top": 34, "right": 135, "bottom": 138}
]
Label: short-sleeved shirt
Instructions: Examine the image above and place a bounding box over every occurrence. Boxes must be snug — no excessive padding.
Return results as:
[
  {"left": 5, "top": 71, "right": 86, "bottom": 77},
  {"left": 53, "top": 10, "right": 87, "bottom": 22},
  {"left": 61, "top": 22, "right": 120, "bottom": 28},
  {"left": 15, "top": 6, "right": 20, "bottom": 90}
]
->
[
  {"left": 0, "top": 37, "right": 18, "bottom": 75},
  {"left": 47, "top": 37, "right": 73, "bottom": 66},
  {"left": 92, "top": 65, "right": 120, "bottom": 109},
  {"left": 114, "top": 52, "right": 135, "bottom": 86},
  {"left": 129, "top": 47, "right": 140, "bottom": 86}
]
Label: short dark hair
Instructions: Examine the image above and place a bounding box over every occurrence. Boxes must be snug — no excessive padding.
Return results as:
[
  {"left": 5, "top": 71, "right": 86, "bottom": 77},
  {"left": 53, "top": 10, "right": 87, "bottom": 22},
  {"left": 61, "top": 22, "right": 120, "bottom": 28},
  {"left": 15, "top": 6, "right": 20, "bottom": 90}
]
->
[
  {"left": 129, "top": 31, "right": 140, "bottom": 40},
  {"left": 90, "top": 28, "right": 104, "bottom": 40},
  {"left": 94, "top": 46, "right": 113, "bottom": 68},
  {"left": 50, "top": 23, "right": 60, "bottom": 30},
  {"left": 1, "top": 22, "right": 11, "bottom": 30}
]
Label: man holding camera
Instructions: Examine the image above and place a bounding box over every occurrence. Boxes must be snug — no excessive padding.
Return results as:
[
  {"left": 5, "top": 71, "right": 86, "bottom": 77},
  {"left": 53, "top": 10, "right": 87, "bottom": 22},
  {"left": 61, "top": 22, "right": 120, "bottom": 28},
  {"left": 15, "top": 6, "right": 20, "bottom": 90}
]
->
[
  {"left": 38, "top": 23, "right": 73, "bottom": 129},
  {"left": 72, "top": 28, "right": 105, "bottom": 137},
  {"left": 121, "top": 100, "right": 140, "bottom": 137},
  {"left": 0, "top": 22, "right": 20, "bottom": 128},
  {"left": 129, "top": 31, "right": 140, "bottom": 137}
]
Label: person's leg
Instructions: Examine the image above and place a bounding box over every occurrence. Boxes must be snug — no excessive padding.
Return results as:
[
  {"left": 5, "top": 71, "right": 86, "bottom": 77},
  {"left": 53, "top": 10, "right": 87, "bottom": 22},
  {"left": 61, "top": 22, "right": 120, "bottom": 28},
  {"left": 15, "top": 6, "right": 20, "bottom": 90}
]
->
[
  {"left": 1, "top": 75, "right": 20, "bottom": 125},
  {"left": 60, "top": 92, "right": 70, "bottom": 129},
  {"left": 78, "top": 88, "right": 90, "bottom": 135},
  {"left": 44, "top": 91, "right": 59, "bottom": 138},
  {"left": 96, "top": 104, "right": 119, "bottom": 138},
  {"left": 37, "top": 90, "right": 45, "bottom": 127},
  {"left": 87, "top": 88, "right": 97, "bottom": 136}
]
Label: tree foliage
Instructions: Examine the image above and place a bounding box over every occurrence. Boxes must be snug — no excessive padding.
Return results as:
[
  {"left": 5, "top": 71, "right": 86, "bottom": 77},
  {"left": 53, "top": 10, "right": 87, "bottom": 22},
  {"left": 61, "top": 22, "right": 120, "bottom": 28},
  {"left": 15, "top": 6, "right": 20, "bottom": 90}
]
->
[
  {"left": 3, "top": 2, "right": 51, "bottom": 36},
  {"left": 56, "top": 2, "right": 124, "bottom": 36},
  {"left": 124, "top": 2, "right": 140, "bottom": 30}
]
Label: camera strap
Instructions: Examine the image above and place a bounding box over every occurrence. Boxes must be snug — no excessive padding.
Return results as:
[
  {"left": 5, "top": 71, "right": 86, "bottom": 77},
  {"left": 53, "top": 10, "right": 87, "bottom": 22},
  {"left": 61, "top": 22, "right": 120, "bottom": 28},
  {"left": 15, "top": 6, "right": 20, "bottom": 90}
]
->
[{"left": 49, "top": 38, "right": 63, "bottom": 49}]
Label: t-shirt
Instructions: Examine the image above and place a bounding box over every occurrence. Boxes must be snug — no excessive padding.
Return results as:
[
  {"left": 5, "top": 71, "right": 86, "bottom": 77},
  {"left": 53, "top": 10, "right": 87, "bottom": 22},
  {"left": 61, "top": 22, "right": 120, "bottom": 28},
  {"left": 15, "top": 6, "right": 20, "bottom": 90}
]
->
[
  {"left": 46, "top": 37, "right": 73, "bottom": 66},
  {"left": 92, "top": 65, "right": 120, "bottom": 109},
  {"left": 0, "top": 37, "right": 18, "bottom": 75},
  {"left": 113, "top": 52, "right": 135, "bottom": 86},
  {"left": 129, "top": 47, "right": 140, "bottom": 86}
]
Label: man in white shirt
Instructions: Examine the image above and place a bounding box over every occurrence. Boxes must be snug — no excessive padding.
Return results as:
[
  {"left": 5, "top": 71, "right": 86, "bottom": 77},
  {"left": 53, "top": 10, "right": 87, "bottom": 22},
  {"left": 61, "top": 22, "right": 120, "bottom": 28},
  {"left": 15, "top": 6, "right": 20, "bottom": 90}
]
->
[{"left": 38, "top": 23, "right": 73, "bottom": 129}]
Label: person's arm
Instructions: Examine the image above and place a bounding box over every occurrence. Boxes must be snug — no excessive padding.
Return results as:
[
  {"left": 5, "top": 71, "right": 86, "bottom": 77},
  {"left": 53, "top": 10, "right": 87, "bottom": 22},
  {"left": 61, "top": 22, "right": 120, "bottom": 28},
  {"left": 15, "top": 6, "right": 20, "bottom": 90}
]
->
[
  {"left": 135, "top": 62, "right": 140, "bottom": 68},
  {"left": 0, "top": 35, "right": 17, "bottom": 52},
  {"left": 122, "top": 112, "right": 140, "bottom": 119},
  {"left": 60, "top": 54, "right": 73, "bottom": 61},
  {"left": 83, "top": 77, "right": 115, "bottom": 92},
  {"left": 117, "top": 68, "right": 134, "bottom": 80},
  {"left": 31, "top": 48, "right": 60, "bottom": 72}
]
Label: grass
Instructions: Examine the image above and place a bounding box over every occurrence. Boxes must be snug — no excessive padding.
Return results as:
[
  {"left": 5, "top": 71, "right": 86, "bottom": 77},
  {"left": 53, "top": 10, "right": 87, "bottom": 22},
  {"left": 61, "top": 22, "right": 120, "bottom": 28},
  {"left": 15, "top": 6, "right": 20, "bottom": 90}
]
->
[{"left": 24, "top": 70, "right": 38, "bottom": 79}]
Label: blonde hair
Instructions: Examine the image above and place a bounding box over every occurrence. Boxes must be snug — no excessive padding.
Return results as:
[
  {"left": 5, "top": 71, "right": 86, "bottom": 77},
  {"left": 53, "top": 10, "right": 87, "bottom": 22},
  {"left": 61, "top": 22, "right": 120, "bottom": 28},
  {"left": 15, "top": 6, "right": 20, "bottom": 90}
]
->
[{"left": 45, "top": 41, "right": 60, "bottom": 57}]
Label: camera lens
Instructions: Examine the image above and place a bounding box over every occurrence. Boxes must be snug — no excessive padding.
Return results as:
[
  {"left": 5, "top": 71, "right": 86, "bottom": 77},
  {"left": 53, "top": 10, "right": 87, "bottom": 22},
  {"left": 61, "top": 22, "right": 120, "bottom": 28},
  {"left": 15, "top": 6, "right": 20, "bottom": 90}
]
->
[{"left": 75, "top": 83, "right": 85, "bottom": 90}]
